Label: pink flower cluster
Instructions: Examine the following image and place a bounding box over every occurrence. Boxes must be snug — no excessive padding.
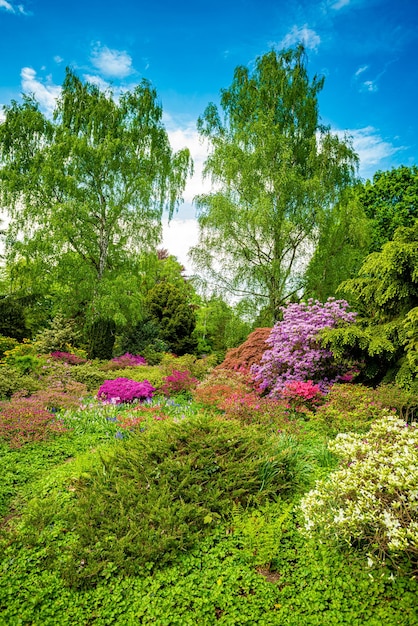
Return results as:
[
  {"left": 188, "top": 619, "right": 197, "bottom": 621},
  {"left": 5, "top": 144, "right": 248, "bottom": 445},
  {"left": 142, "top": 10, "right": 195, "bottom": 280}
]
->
[
  {"left": 97, "top": 378, "right": 155, "bottom": 404},
  {"left": 50, "top": 351, "right": 86, "bottom": 365},
  {"left": 111, "top": 353, "right": 146, "bottom": 366},
  {"left": 159, "top": 369, "right": 199, "bottom": 396},
  {"left": 252, "top": 298, "right": 356, "bottom": 398}
]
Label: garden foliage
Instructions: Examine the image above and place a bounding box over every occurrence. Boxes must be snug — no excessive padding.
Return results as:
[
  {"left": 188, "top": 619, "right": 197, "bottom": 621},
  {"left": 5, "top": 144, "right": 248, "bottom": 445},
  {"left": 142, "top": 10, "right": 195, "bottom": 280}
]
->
[{"left": 301, "top": 413, "right": 418, "bottom": 568}]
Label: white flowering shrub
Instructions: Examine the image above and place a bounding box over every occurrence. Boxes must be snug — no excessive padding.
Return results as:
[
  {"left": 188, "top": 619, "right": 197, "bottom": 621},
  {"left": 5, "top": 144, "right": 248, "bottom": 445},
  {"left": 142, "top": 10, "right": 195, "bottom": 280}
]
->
[{"left": 300, "top": 413, "right": 418, "bottom": 566}]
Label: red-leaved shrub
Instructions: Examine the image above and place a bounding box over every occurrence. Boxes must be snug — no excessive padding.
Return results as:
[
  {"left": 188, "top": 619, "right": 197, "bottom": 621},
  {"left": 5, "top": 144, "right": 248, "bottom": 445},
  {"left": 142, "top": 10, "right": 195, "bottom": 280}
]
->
[
  {"left": 216, "top": 328, "right": 272, "bottom": 374},
  {"left": 0, "top": 396, "right": 68, "bottom": 448}
]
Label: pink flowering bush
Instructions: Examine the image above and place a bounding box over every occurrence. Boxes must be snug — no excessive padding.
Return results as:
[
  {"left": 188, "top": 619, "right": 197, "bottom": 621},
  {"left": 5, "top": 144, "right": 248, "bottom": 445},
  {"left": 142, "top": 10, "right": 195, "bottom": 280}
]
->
[
  {"left": 111, "top": 353, "right": 146, "bottom": 367},
  {"left": 159, "top": 369, "right": 199, "bottom": 397},
  {"left": 282, "top": 380, "right": 324, "bottom": 412},
  {"left": 252, "top": 298, "right": 357, "bottom": 398},
  {"left": 50, "top": 351, "right": 87, "bottom": 365},
  {"left": 97, "top": 378, "right": 155, "bottom": 404}
]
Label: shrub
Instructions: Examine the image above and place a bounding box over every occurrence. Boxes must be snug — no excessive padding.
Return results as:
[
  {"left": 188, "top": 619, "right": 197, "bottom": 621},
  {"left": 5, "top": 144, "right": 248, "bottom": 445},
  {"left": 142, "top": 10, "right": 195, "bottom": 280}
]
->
[
  {"left": 34, "top": 314, "right": 83, "bottom": 354},
  {"left": 312, "top": 383, "right": 395, "bottom": 435},
  {"left": 71, "top": 363, "right": 107, "bottom": 392},
  {"left": 193, "top": 369, "right": 254, "bottom": 409},
  {"left": 217, "top": 327, "right": 272, "bottom": 373},
  {"left": 300, "top": 413, "right": 418, "bottom": 569},
  {"left": 252, "top": 299, "right": 357, "bottom": 397},
  {"left": 101, "top": 353, "right": 147, "bottom": 370},
  {"left": 97, "top": 378, "right": 155, "bottom": 404},
  {"left": 0, "top": 335, "right": 19, "bottom": 358},
  {"left": 2, "top": 341, "right": 46, "bottom": 374},
  {"left": 21, "top": 414, "right": 309, "bottom": 587},
  {"left": 0, "top": 365, "right": 41, "bottom": 399},
  {"left": 159, "top": 369, "right": 199, "bottom": 397},
  {"left": 50, "top": 351, "right": 87, "bottom": 365},
  {"left": 0, "top": 396, "right": 68, "bottom": 448},
  {"left": 159, "top": 353, "right": 216, "bottom": 380},
  {"left": 282, "top": 380, "right": 324, "bottom": 412}
]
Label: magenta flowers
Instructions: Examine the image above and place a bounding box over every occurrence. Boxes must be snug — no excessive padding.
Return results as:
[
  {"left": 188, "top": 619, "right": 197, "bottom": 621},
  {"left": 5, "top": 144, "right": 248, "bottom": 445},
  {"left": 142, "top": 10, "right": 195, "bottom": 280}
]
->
[
  {"left": 252, "top": 298, "right": 356, "bottom": 397},
  {"left": 97, "top": 378, "right": 155, "bottom": 404}
]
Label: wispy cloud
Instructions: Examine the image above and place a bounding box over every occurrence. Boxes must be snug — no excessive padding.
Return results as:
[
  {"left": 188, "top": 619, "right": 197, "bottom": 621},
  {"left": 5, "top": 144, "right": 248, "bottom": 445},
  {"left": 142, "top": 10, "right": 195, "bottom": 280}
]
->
[
  {"left": 0, "top": 0, "right": 28, "bottom": 14},
  {"left": 338, "top": 126, "right": 405, "bottom": 179},
  {"left": 53, "top": 55, "right": 63, "bottom": 64},
  {"left": 280, "top": 25, "right": 321, "bottom": 51},
  {"left": 20, "top": 67, "right": 61, "bottom": 115},
  {"left": 91, "top": 43, "right": 134, "bottom": 78},
  {"left": 361, "top": 80, "right": 378, "bottom": 93},
  {"left": 355, "top": 65, "right": 368, "bottom": 77},
  {"left": 331, "top": 0, "right": 350, "bottom": 9},
  {"left": 83, "top": 74, "right": 111, "bottom": 92}
]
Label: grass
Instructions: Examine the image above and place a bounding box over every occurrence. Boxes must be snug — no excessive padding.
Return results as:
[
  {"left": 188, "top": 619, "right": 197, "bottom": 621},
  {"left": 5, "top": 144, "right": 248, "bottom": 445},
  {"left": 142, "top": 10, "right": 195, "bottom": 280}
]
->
[{"left": 0, "top": 386, "right": 417, "bottom": 624}]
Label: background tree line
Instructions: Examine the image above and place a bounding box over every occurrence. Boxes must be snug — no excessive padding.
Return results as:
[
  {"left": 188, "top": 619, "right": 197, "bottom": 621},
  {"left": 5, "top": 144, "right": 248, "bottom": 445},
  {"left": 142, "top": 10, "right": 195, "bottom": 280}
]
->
[{"left": 0, "top": 46, "right": 416, "bottom": 379}]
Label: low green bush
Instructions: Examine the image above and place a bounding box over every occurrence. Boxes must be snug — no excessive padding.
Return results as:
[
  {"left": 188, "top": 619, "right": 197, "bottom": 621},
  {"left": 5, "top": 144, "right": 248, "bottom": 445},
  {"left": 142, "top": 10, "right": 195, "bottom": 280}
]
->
[
  {"left": 70, "top": 363, "right": 107, "bottom": 392},
  {"left": 0, "top": 365, "right": 41, "bottom": 399},
  {"left": 13, "top": 414, "right": 310, "bottom": 588}
]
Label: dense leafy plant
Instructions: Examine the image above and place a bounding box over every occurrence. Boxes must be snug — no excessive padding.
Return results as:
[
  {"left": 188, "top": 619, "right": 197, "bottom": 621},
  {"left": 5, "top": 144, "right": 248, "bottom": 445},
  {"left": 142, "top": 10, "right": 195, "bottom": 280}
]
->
[
  {"left": 0, "top": 396, "right": 68, "bottom": 448},
  {"left": 0, "top": 334, "right": 18, "bottom": 357},
  {"left": 14, "top": 414, "right": 308, "bottom": 587},
  {"left": 322, "top": 220, "right": 418, "bottom": 387},
  {"left": 301, "top": 413, "right": 418, "bottom": 569},
  {"left": 50, "top": 350, "right": 87, "bottom": 365},
  {"left": 193, "top": 368, "right": 254, "bottom": 409},
  {"left": 159, "top": 352, "right": 216, "bottom": 380},
  {"left": 252, "top": 299, "right": 356, "bottom": 397},
  {"left": 109, "top": 353, "right": 147, "bottom": 367},
  {"left": 97, "top": 377, "right": 156, "bottom": 404},
  {"left": 217, "top": 327, "right": 272, "bottom": 373},
  {"left": 159, "top": 369, "right": 199, "bottom": 397},
  {"left": 0, "top": 365, "right": 41, "bottom": 399},
  {"left": 282, "top": 380, "right": 324, "bottom": 413}
]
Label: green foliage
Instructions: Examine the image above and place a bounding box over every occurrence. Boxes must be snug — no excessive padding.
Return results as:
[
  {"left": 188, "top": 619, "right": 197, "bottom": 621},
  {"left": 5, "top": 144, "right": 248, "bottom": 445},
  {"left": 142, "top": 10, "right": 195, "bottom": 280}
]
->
[
  {"left": 0, "top": 70, "right": 192, "bottom": 330},
  {"left": 87, "top": 318, "right": 116, "bottom": 360},
  {"left": 312, "top": 383, "right": 394, "bottom": 436},
  {"left": 322, "top": 220, "right": 418, "bottom": 386},
  {"left": 190, "top": 45, "right": 358, "bottom": 321},
  {"left": 0, "top": 295, "right": 29, "bottom": 340},
  {"left": 0, "top": 364, "right": 40, "bottom": 399},
  {"left": 12, "top": 415, "right": 307, "bottom": 588},
  {"left": 146, "top": 281, "right": 198, "bottom": 355},
  {"left": 304, "top": 189, "right": 371, "bottom": 301},
  {"left": 194, "top": 295, "right": 252, "bottom": 359},
  {"left": 359, "top": 165, "right": 418, "bottom": 253},
  {"left": 159, "top": 352, "right": 216, "bottom": 380},
  {"left": 70, "top": 362, "right": 107, "bottom": 392},
  {"left": 0, "top": 334, "right": 18, "bottom": 357},
  {"left": 34, "top": 314, "right": 83, "bottom": 354}
]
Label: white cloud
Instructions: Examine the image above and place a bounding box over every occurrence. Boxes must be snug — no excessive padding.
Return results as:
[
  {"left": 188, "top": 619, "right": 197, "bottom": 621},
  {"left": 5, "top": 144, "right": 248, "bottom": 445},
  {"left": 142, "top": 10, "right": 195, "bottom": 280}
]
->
[
  {"left": 362, "top": 80, "right": 378, "bottom": 92},
  {"left": 280, "top": 25, "right": 321, "bottom": 51},
  {"left": 0, "top": 0, "right": 28, "bottom": 14},
  {"left": 20, "top": 67, "right": 61, "bottom": 115},
  {"left": 331, "top": 0, "right": 350, "bottom": 9},
  {"left": 0, "top": 107, "right": 5, "bottom": 123},
  {"left": 91, "top": 43, "right": 134, "bottom": 78},
  {"left": 54, "top": 55, "right": 63, "bottom": 64},
  {"left": 83, "top": 73, "right": 111, "bottom": 92},
  {"left": 355, "top": 65, "right": 368, "bottom": 76},
  {"left": 164, "top": 116, "right": 212, "bottom": 207},
  {"left": 161, "top": 218, "right": 199, "bottom": 273},
  {"left": 337, "top": 126, "right": 404, "bottom": 179}
]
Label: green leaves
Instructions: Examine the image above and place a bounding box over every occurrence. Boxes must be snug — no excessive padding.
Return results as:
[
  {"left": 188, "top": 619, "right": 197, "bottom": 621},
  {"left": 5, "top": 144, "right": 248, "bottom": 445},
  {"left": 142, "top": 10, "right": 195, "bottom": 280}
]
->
[
  {"left": 191, "top": 46, "right": 358, "bottom": 321},
  {"left": 0, "top": 69, "right": 193, "bottom": 330}
]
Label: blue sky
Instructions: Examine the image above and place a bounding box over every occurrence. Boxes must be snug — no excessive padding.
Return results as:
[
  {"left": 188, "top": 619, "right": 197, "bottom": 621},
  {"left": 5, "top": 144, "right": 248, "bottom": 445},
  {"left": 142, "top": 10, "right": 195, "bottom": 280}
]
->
[{"left": 1, "top": 0, "right": 417, "bottom": 266}]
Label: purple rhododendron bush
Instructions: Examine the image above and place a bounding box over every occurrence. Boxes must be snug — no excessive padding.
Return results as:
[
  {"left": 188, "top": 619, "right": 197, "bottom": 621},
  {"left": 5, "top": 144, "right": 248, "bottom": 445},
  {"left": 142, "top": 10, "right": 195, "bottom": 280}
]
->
[
  {"left": 97, "top": 377, "right": 156, "bottom": 404},
  {"left": 252, "top": 299, "right": 357, "bottom": 398}
]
